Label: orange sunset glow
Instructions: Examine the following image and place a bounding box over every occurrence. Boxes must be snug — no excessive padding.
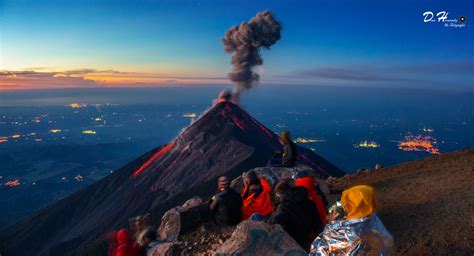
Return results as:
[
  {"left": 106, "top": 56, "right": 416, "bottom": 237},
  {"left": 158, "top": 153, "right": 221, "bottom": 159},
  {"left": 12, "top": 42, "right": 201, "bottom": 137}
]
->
[{"left": 0, "top": 68, "right": 228, "bottom": 90}]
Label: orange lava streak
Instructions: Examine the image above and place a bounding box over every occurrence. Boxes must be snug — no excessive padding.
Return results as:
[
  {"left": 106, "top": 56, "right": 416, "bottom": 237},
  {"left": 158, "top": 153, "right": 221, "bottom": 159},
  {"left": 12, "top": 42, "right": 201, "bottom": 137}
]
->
[
  {"left": 132, "top": 142, "right": 175, "bottom": 177},
  {"left": 232, "top": 116, "right": 247, "bottom": 130}
]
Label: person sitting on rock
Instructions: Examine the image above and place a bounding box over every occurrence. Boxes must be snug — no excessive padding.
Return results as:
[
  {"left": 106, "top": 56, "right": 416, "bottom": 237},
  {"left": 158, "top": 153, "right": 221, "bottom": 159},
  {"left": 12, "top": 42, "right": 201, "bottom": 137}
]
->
[
  {"left": 267, "top": 131, "right": 297, "bottom": 167},
  {"left": 241, "top": 171, "right": 274, "bottom": 220},
  {"left": 268, "top": 179, "right": 323, "bottom": 252},
  {"left": 114, "top": 228, "right": 141, "bottom": 256},
  {"left": 294, "top": 171, "right": 328, "bottom": 227},
  {"left": 210, "top": 176, "right": 243, "bottom": 226},
  {"left": 310, "top": 185, "right": 394, "bottom": 255}
]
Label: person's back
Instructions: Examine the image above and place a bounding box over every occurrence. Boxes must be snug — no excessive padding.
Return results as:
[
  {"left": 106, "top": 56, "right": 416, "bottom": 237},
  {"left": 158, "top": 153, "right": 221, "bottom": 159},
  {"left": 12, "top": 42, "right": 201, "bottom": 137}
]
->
[
  {"left": 269, "top": 186, "right": 322, "bottom": 251},
  {"left": 212, "top": 187, "right": 243, "bottom": 225},
  {"left": 115, "top": 229, "right": 141, "bottom": 256},
  {"left": 282, "top": 140, "right": 297, "bottom": 167},
  {"left": 294, "top": 176, "right": 327, "bottom": 226}
]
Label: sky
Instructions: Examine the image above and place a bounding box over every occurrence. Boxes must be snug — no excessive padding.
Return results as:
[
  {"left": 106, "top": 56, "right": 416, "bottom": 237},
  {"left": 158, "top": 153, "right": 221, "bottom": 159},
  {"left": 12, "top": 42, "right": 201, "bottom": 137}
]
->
[{"left": 0, "top": 0, "right": 473, "bottom": 90}]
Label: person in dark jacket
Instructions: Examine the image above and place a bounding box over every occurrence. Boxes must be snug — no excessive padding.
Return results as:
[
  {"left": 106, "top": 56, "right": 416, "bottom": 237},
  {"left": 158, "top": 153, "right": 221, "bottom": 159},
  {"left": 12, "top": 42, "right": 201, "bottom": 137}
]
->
[
  {"left": 268, "top": 131, "right": 297, "bottom": 167},
  {"left": 267, "top": 180, "right": 323, "bottom": 252},
  {"left": 210, "top": 176, "right": 243, "bottom": 225}
]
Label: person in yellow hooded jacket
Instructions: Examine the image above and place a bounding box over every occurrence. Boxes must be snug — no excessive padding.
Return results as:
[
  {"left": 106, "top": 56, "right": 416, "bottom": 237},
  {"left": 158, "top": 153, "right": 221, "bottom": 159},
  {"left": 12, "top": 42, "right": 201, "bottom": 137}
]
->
[{"left": 310, "top": 185, "right": 395, "bottom": 256}]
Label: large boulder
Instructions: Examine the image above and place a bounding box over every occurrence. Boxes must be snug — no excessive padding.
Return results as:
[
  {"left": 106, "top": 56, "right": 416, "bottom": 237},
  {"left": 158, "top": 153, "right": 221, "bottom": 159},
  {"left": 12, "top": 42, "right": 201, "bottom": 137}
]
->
[
  {"left": 157, "top": 197, "right": 211, "bottom": 242},
  {"left": 214, "top": 221, "right": 307, "bottom": 256},
  {"left": 147, "top": 242, "right": 181, "bottom": 256}
]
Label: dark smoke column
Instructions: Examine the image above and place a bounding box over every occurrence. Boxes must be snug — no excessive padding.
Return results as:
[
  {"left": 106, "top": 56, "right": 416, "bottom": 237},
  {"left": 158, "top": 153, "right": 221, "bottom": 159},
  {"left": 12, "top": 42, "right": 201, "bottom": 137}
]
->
[{"left": 222, "top": 10, "right": 281, "bottom": 102}]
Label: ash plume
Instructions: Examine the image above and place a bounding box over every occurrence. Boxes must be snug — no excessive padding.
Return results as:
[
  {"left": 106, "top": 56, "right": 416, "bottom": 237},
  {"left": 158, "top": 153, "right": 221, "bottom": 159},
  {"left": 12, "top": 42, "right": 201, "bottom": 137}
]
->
[{"left": 222, "top": 10, "right": 282, "bottom": 102}]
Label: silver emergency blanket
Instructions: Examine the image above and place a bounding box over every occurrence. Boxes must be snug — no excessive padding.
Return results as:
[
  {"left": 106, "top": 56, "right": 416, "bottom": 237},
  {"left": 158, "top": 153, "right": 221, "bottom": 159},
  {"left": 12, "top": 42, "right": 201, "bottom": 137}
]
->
[{"left": 310, "top": 215, "right": 394, "bottom": 256}]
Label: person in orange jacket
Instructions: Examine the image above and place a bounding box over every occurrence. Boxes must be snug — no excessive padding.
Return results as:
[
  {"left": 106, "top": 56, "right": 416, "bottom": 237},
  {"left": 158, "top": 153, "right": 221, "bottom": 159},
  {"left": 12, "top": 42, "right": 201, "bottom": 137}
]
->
[
  {"left": 241, "top": 171, "right": 274, "bottom": 220},
  {"left": 114, "top": 229, "right": 141, "bottom": 256},
  {"left": 294, "top": 173, "right": 328, "bottom": 227}
]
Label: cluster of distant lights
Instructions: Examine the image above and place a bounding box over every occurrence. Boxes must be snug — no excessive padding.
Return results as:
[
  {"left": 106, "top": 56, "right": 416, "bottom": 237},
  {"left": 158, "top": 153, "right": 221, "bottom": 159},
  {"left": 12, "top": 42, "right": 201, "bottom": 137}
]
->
[
  {"left": 0, "top": 171, "right": 115, "bottom": 188},
  {"left": 355, "top": 141, "right": 380, "bottom": 148},
  {"left": 398, "top": 135, "right": 440, "bottom": 155}
]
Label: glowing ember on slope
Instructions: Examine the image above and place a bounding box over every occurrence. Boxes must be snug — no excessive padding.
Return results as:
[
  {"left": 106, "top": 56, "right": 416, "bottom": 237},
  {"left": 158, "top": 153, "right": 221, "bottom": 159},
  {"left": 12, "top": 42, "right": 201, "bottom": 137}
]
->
[
  {"left": 49, "top": 129, "right": 62, "bottom": 133},
  {"left": 232, "top": 116, "right": 247, "bottom": 130},
  {"left": 0, "top": 139, "right": 7, "bottom": 143},
  {"left": 132, "top": 142, "right": 175, "bottom": 177},
  {"left": 82, "top": 130, "right": 96, "bottom": 135},
  {"left": 398, "top": 135, "right": 440, "bottom": 155},
  {"left": 5, "top": 179, "right": 20, "bottom": 187},
  {"left": 11, "top": 134, "right": 21, "bottom": 139},
  {"left": 295, "top": 138, "right": 326, "bottom": 143}
]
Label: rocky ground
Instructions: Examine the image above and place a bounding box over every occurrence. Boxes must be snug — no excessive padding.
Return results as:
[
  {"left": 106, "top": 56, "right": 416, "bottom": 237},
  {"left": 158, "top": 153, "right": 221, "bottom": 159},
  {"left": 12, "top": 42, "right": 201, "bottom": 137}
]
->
[
  {"left": 329, "top": 148, "right": 474, "bottom": 255},
  {"left": 156, "top": 148, "right": 474, "bottom": 255},
  {"left": 178, "top": 222, "right": 234, "bottom": 255}
]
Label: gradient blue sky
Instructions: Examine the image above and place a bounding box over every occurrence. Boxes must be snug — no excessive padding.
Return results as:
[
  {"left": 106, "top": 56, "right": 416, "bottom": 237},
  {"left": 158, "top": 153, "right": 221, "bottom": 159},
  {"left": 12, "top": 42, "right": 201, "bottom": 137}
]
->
[{"left": 1, "top": 0, "right": 473, "bottom": 89}]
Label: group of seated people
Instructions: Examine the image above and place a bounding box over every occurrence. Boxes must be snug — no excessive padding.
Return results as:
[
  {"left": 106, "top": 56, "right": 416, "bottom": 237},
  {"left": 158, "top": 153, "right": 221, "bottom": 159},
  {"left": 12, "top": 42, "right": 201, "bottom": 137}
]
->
[
  {"left": 210, "top": 169, "right": 328, "bottom": 252},
  {"left": 210, "top": 172, "right": 394, "bottom": 254},
  {"left": 108, "top": 130, "right": 393, "bottom": 255},
  {"left": 209, "top": 131, "right": 393, "bottom": 254}
]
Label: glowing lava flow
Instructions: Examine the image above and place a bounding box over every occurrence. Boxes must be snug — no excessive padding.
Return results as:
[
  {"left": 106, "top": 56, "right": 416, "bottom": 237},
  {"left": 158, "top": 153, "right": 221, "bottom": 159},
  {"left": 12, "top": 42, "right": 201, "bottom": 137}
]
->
[
  {"left": 398, "top": 135, "right": 440, "bottom": 155},
  {"left": 132, "top": 142, "right": 175, "bottom": 177},
  {"left": 219, "top": 103, "right": 247, "bottom": 130}
]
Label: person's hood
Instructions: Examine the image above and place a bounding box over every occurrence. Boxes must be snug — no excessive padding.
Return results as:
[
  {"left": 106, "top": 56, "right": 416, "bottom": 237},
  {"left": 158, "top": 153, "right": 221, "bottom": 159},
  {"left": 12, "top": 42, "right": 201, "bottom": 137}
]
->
[
  {"left": 294, "top": 176, "right": 316, "bottom": 192},
  {"left": 289, "top": 186, "right": 309, "bottom": 203},
  {"left": 341, "top": 185, "right": 376, "bottom": 220},
  {"left": 116, "top": 228, "right": 131, "bottom": 245}
]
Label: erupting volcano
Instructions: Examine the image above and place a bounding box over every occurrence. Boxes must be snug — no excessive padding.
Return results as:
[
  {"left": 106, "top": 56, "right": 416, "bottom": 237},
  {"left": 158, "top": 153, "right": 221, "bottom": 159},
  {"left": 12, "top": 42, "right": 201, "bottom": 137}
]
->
[{"left": 0, "top": 101, "right": 343, "bottom": 256}]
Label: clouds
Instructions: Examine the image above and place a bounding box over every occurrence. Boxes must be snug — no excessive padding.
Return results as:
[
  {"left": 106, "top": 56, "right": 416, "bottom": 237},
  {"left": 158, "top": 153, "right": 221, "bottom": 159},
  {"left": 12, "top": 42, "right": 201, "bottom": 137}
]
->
[
  {"left": 0, "top": 70, "right": 98, "bottom": 90},
  {"left": 0, "top": 68, "right": 228, "bottom": 90},
  {"left": 284, "top": 61, "right": 473, "bottom": 87},
  {"left": 295, "top": 67, "right": 405, "bottom": 82}
]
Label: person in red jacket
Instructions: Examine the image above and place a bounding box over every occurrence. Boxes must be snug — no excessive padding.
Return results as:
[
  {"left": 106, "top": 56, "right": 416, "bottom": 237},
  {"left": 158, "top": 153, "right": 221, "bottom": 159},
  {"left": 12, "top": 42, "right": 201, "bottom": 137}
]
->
[
  {"left": 241, "top": 171, "right": 274, "bottom": 220},
  {"left": 294, "top": 174, "right": 328, "bottom": 227},
  {"left": 114, "top": 228, "right": 141, "bottom": 256}
]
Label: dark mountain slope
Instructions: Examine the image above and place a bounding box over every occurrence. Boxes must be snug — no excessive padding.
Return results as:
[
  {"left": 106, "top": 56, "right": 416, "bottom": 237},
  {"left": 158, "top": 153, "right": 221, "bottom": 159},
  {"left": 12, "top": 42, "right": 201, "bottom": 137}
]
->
[{"left": 0, "top": 101, "right": 343, "bottom": 256}]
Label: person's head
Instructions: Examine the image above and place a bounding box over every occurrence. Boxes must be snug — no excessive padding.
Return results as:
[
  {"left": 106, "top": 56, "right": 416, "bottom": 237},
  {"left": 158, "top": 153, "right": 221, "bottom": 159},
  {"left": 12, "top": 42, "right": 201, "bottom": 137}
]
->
[
  {"left": 243, "top": 171, "right": 259, "bottom": 186},
  {"left": 341, "top": 185, "right": 376, "bottom": 220},
  {"left": 274, "top": 179, "right": 292, "bottom": 202},
  {"left": 279, "top": 131, "right": 291, "bottom": 145},
  {"left": 134, "top": 214, "right": 150, "bottom": 233},
  {"left": 218, "top": 176, "right": 230, "bottom": 191},
  {"left": 116, "top": 228, "right": 131, "bottom": 245},
  {"left": 138, "top": 227, "right": 157, "bottom": 247}
]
